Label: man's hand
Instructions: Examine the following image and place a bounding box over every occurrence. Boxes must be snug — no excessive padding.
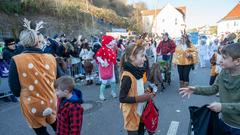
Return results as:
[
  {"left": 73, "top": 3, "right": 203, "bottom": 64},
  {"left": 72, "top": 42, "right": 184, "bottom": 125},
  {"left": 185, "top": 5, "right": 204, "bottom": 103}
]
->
[{"left": 207, "top": 102, "right": 222, "bottom": 112}]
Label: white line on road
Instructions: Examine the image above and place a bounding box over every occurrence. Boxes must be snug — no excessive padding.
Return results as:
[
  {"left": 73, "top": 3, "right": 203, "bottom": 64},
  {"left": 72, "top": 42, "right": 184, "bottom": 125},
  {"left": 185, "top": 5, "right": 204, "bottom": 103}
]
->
[{"left": 167, "top": 121, "right": 179, "bottom": 135}]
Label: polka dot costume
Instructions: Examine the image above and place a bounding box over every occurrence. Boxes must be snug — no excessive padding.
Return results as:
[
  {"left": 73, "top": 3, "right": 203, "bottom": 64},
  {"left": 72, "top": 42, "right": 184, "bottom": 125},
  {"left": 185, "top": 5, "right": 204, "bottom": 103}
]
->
[{"left": 13, "top": 53, "right": 57, "bottom": 128}]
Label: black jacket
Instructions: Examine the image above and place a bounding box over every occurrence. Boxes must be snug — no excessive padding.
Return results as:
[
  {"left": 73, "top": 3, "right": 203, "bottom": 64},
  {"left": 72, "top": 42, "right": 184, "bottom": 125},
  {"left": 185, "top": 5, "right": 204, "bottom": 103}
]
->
[
  {"left": 2, "top": 45, "right": 24, "bottom": 61},
  {"left": 189, "top": 105, "right": 225, "bottom": 135}
]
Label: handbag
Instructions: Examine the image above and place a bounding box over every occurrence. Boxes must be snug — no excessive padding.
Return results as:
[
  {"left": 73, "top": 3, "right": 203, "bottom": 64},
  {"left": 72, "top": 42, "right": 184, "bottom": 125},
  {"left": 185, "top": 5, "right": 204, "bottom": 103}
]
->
[
  {"left": 141, "top": 99, "right": 159, "bottom": 133},
  {"left": 99, "top": 64, "right": 113, "bottom": 80}
]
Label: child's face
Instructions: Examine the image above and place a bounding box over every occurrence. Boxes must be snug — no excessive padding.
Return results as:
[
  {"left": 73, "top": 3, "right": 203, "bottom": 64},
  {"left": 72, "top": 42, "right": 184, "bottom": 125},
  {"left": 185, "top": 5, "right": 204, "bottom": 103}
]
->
[
  {"left": 56, "top": 88, "right": 70, "bottom": 98},
  {"left": 131, "top": 49, "right": 146, "bottom": 67},
  {"left": 220, "top": 55, "right": 240, "bottom": 70}
]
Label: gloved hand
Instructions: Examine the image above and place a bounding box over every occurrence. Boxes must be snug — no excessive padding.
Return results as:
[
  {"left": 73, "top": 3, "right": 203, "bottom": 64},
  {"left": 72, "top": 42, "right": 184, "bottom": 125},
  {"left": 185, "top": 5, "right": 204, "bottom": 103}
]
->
[
  {"left": 97, "top": 57, "right": 105, "bottom": 67},
  {"left": 103, "top": 59, "right": 109, "bottom": 67}
]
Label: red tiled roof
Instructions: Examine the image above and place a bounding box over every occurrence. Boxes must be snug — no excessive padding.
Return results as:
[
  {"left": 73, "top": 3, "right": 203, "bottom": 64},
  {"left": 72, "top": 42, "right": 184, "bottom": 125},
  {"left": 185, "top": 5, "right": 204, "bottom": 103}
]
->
[
  {"left": 141, "top": 9, "right": 161, "bottom": 16},
  {"left": 176, "top": 6, "right": 186, "bottom": 16},
  {"left": 221, "top": 3, "right": 240, "bottom": 21},
  {"left": 141, "top": 6, "right": 186, "bottom": 16}
]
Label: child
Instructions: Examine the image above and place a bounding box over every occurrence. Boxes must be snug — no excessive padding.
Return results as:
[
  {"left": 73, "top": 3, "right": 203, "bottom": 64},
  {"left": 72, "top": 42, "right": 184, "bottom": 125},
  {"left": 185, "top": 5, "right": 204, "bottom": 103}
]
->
[
  {"left": 119, "top": 43, "right": 155, "bottom": 135},
  {"left": 179, "top": 43, "right": 240, "bottom": 134},
  {"left": 55, "top": 76, "right": 84, "bottom": 135},
  {"left": 209, "top": 46, "right": 222, "bottom": 85},
  {"left": 79, "top": 42, "right": 95, "bottom": 85},
  {"left": 148, "top": 62, "right": 164, "bottom": 91},
  {"left": 95, "top": 35, "right": 117, "bottom": 100}
]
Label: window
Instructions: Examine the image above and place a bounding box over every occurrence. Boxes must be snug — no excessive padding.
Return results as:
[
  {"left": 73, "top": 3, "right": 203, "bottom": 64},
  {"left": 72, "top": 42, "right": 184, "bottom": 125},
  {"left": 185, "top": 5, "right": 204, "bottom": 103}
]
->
[
  {"left": 227, "top": 23, "right": 229, "bottom": 28},
  {"left": 234, "top": 21, "right": 238, "bottom": 27},
  {"left": 175, "top": 18, "right": 177, "bottom": 25},
  {"left": 162, "top": 19, "right": 165, "bottom": 23}
]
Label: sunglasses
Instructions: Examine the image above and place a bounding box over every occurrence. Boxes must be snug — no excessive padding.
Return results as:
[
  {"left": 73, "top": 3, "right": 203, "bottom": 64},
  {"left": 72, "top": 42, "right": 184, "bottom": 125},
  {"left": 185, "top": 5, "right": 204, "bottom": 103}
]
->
[{"left": 8, "top": 42, "right": 16, "bottom": 46}]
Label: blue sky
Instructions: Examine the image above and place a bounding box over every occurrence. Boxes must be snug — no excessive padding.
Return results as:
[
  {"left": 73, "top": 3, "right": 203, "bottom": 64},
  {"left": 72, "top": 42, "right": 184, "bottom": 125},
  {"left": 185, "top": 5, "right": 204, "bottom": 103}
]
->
[{"left": 128, "top": 0, "right": 239, "bottom": 28}]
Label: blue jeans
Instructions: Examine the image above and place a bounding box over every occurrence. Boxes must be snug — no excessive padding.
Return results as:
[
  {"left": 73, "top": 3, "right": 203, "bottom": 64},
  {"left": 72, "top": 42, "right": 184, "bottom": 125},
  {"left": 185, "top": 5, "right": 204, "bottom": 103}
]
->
[
  {"left": 220, "top": 119, "right": 240, "bottom": 135},
  {"left": 162, "top": 55, "right": 171, "bottom": 61}
]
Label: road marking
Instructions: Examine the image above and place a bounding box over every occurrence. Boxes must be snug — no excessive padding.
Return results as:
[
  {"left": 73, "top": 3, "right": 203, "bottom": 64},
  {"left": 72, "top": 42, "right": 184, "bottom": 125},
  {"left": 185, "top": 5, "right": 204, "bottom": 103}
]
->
[{"left": 167, "top": 121, "right": 179, "bottom": 135}]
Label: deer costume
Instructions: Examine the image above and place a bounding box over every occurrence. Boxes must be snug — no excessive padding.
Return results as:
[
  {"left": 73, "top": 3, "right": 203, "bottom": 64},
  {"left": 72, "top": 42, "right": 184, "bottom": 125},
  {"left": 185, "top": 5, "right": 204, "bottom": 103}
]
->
[{"left": 9, "top": 19, "right": 57, "bottom": 133}]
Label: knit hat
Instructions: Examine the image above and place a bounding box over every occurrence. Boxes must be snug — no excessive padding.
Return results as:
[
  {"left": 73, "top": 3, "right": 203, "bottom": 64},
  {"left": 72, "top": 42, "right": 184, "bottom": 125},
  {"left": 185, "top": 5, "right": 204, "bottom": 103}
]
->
[
  {"left": 4, "top": 38, "right": 15, "bottom": 46},
  {"left": 101, "top": 35, "right": 114, "bottom": 46}
]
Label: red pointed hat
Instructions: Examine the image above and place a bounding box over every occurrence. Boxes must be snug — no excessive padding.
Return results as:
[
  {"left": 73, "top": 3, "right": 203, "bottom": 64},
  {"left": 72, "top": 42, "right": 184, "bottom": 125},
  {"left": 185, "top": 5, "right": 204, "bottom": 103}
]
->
[{"left": 102, "top": 35, "right": 114, "bottom": 46}]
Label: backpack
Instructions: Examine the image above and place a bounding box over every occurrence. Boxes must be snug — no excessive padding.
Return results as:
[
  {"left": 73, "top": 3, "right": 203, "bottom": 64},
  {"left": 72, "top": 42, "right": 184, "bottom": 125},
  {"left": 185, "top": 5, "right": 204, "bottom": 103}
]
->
[{"left": 141, "top": 99, "right": 159, "bottom": 133}]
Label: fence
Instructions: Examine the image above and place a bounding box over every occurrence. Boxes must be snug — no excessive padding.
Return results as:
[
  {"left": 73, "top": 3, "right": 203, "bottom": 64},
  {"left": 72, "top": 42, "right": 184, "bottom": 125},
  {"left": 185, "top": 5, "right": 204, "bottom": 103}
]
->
[
  {"left": 0, "top": 58, "right": 99, "bottom": 99},
  {"left": 0, "top": 77, "right": 12, "bottom": 98}
]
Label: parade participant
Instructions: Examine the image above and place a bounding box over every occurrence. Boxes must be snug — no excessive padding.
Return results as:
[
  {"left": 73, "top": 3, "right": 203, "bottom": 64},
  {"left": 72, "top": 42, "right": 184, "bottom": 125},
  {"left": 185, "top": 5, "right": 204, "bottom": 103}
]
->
[
  {"left": 119, "top": 43, "right": 155, "bottom": 135},
  {"left": 150, "top": 39, "right": 157, "bottom": 63},
  {"left": 208, "top": 39, "right": 219, "bottom": 58},
  {"left": 198, "top": 39, "right": 208, "bottom": 68},
  {"left": 95, "top": 35, "right": 117, "bottom": 100},
  {"left": 179, "top": 43, "right": 240, "bottom": 135},
  {"left": 79, "top": 42, "right": 95, "bottom": 85},
  {"left": 209, "top": 46, "right": 222, "bottom": 85},
  {"left": 172, "top": 34, "right": 198, "bottom": 88},
  {"left": 8, "top": 19, "right": 59, "bottom": 135},
  {"left": 148, "top": 62, "right": 164, "bottom": 91},
  {"left": 55, "top": 76, "right": 84, "bottom": 135},
  {"left": 156, "top": 33, "right": 176, "bottom": 62}
]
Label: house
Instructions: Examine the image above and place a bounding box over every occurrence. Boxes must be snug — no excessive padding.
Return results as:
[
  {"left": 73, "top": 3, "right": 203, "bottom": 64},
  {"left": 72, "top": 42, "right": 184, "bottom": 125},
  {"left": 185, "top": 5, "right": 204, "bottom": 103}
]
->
[
  {"left": 198, "top": 25, "right": 217, "bottom": 35},
  {"left": 141, "top": 3, "right": 186, "bottom": 38},
  {"left": 217, "top": 2, "right": 240, "bottom": 35}
]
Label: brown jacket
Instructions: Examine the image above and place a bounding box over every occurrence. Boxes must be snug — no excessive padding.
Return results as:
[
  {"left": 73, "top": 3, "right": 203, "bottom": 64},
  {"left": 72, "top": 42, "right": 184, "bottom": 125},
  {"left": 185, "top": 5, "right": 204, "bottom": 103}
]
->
[
  {"left": 13, "top": 53, "right": 57, "bottom": 128},
  {"left": 172, "top": 44, "right": 198, "bottom": 65},
  {"left": 120, "top": 71, "right": 141, "bottom": 131}
]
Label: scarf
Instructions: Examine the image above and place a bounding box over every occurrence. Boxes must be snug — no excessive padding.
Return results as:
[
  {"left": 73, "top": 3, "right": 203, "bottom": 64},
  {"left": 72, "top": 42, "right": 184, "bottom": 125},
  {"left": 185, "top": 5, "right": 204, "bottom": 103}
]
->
[{"left": 123, "top": 62, "right": 146, "bottom": 80}]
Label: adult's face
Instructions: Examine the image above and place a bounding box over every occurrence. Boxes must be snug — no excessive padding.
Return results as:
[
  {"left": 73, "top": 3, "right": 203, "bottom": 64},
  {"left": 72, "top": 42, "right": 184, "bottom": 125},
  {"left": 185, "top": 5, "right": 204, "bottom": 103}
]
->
[
  {"left": 8, "top": 42, "right": 16, "bottom": 50},
  {"left": 163, "top": 35, "right": 168, "bottom": 41}
]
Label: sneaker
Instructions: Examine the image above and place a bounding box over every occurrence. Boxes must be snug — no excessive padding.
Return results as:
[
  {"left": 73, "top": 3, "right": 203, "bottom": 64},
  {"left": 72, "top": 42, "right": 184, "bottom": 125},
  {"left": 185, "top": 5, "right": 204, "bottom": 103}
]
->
[
  {"left": 79, "top": 74, "right": 85, "bottom": 77},
  {"left": 111, "top": 92, "right": 117, "bottom": 98},
  {"left": 99, "top": 95, "right": 106, "bottom": 101}
]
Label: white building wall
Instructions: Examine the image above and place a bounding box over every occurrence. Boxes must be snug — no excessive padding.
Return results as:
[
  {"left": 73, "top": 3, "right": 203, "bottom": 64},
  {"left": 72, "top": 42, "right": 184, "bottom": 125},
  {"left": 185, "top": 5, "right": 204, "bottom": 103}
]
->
[
  {"left": 218, "top": 20, "right": 240, "bottom": 35},
  {"left": 154, "top": 4, "right": 185, "bottom": 38},
  {"left": 142, "top": 4, "right": 186, "bottom": 38}
]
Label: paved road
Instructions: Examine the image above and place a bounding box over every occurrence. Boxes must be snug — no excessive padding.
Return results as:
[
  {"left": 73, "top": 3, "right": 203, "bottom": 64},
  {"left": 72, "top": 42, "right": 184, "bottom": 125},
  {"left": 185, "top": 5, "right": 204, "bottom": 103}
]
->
[{"left": 0, "top": 65, "right": 218, "bottom": 135}]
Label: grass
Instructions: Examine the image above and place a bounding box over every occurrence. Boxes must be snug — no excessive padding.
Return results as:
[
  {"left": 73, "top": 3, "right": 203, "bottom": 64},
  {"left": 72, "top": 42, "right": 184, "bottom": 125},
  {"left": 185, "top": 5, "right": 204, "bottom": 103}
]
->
[{"left": 0, "top": 0, "right": 129, "bottom": 27}]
